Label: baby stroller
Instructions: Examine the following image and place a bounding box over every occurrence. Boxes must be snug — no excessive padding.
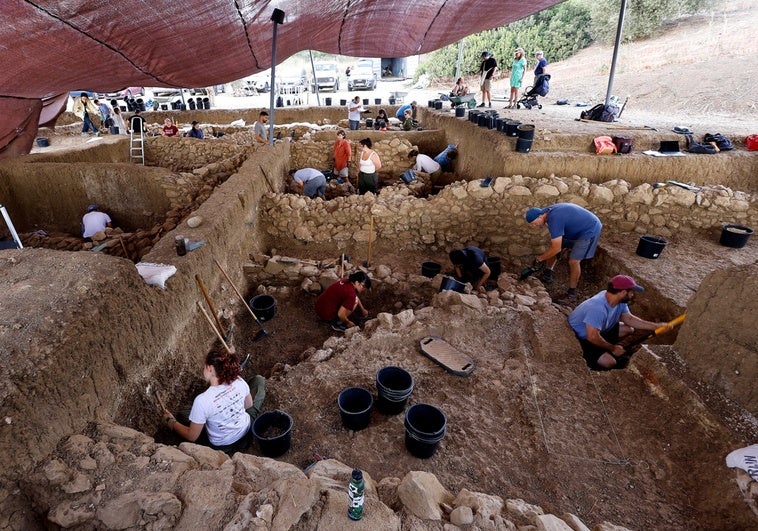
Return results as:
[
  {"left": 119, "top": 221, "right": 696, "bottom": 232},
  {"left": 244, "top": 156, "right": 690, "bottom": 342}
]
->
[{"left": 517, "top": 74, "right": 551, "bottom": 110}]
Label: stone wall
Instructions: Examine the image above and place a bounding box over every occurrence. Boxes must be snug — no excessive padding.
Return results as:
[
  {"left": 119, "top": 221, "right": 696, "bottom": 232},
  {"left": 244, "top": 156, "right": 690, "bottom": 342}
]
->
[
  {"left": 290, "top": 137, "right": 419, "bottom": 178},
  {"left": 145, "top": 136, "right": 250, "bottom": 172},
  {"left": 259, "top": 174, "right": 756, "bottom": 257}
]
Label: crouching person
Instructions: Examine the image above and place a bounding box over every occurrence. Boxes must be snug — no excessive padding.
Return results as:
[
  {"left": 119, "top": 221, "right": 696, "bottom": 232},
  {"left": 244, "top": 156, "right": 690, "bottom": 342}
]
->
[
  {"left": 315, "top": 271, "right": 371, "bottom": 332},
  {"left": 161, "top": 347, "right": 265, "bottom": 455}
]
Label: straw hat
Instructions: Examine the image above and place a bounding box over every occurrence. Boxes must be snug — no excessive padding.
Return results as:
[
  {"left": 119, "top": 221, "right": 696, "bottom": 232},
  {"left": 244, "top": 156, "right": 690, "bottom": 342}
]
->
[{"left": 515, "top": 47, "right": 524, "bottom": 55}]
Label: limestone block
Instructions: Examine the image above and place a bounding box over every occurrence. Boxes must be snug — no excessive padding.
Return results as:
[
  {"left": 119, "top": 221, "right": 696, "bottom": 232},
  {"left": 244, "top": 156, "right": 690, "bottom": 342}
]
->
[
  {"left": 394, "top": 309, "right": 416, "bottom": 328},
  {"left": 43, "top": 459, "right": 72, "bottom": 485},
  {"left": 97, "top": 423, "right": 155, "bottom": 447},
  {"left": 453, "top": 489, "right": 504, "bottom": 521},
  {"left": 534, "top": 184, "right": 560, "bottom": 197},
  {"left": 450, "top": 505, "right": 474, "bottom": 525},
  {"left": 560, "top": 512, "right": 591, "bottom": 531},
  {"left": 514, "top": 294, "right": 536, "bottom": 307},
  {"left": 141, "top": 491, "right": 182, "bottom": 517},
  {"left": 151, "top": 445, "right": 197, "bottom": 467},
  {"left": 508, "top": 185, "right": 532, "bottom": 196},
  {"left": 317, "top": 487, "right": 401, "bottom": 530},
  {"left": 493, "top": 177, "right": 512, "bottom": 192},
  {"left": 48, "top": 496, "right": 98, "bottom": 527},
  {"left": 97, "top": 491, "right": 143, "bottom": 529},
  {"left": 177, "top": 443, "right": 229, "bottom": 468},
  {"left": 62, "top": 472, "right": 92, "bottom": 494},
  {"left": 535, "top": 513, "right": 574, "bottom": 531},
  {"left": 397, "top": 471, "right": 454, "bottom": 520},
  {"left": 506, "top": 498, "right": 544, "bottom": 520},
  {"left": 588, "top": 185, "right": 614, "bottom": 204}
]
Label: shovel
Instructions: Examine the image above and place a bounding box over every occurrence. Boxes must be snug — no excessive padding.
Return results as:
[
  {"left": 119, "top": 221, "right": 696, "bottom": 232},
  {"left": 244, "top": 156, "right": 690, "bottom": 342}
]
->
[
  {"left": 196, "top": 274, "right": 233, "bottom": 343},
  {"left": 622, "top": 313, "right": 686, "bottom": 353},
  {"left": 214, "top": 259, "right": 269, "bottom": 341},
  {"left": 362, "top": 216, "right": 374, "bottom": 268},
  {"left": 197, "top": 300, "right": 234, "bottom": 353}
]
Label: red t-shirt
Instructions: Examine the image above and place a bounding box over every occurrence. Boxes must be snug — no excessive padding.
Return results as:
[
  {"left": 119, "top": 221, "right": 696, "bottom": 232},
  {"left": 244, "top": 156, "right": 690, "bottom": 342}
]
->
[
  {"left": 315, "top": 279, "right": 356, "bottom": 321},
  {"left": 163, "top": 125, "right": 179, "bottom": 137},
  {"left": 333, "top": 138, "right": 351, "bottom": 171}
]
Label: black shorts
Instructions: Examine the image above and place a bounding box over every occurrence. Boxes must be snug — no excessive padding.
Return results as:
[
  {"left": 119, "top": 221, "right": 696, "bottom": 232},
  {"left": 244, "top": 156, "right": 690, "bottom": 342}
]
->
[{"left": 577, "top": 323, "right": 620, "bottom": 370}]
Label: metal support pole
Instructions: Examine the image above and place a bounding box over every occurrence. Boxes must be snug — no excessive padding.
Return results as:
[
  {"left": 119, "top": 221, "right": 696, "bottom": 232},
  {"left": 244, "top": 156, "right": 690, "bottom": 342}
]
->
[
  {"left": 268, "top": 9, "right": 285, "bottom": 145},
  {"left": 0, "top": 205, "right": 23, "bottom": 249},
  {"left": 604, "top": 0, "right": 627, "bottom": 107},
  {"left": 308, "top": 50, "right": 321, "bottom": 106},
  {"left": 454, "top": 39, "right": 464, "bottom": 80}
]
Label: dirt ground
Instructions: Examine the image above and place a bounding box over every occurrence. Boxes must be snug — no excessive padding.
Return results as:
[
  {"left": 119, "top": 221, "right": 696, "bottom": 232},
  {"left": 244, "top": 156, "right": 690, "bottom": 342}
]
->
[{"left": 7, "top": 3, "right": 757, "bottom": 529}]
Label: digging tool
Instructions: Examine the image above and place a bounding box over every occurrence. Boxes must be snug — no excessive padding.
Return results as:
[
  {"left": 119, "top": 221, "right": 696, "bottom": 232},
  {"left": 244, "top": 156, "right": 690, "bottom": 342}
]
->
[
  {"left": 340, "top": 252, "right": 345, "bottom": 278},
  {"left": 196, "top": 274, "right": 233, "bottom": 342},
  {"left": 617, "top": 96, "right": 630, "bottom": 118},
  {"left": 214, "top": 259, "right": 269, "bottom": 341},
  {"left": 363, "top": 216, "right": 374, "bottom": 268},
  {"left": 622, "top": 314, "right": 686, "bottom": 353},
  {"left": 153, "top": 389, "right": 168, "bottom": 414},
  {"left": 197, "top": 300, "right": 233, "bottom": 353},
  {"left": 519, "top": 259, "right": 545, "bottom": 281}
]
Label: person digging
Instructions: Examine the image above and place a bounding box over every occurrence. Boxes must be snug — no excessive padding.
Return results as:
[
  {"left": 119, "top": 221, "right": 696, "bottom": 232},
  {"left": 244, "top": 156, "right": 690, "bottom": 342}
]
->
[
  {"left": 567, "top": 275, "right": 672, "bottom": 371},
  {"left": 159, "top": 346, "right": 265, "bottom": 455},
  {"left": 315, "top": 271, "right": 371, "bottom": 332}
]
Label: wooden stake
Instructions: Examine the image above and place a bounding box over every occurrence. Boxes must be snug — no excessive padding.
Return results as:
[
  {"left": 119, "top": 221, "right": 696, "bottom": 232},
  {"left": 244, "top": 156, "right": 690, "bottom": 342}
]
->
[
  {"left": 365, "top": 216, "right": 374, "bottom": 267},
  {"left": 340, "top": 253, "right": 345, "bottom": 278}
]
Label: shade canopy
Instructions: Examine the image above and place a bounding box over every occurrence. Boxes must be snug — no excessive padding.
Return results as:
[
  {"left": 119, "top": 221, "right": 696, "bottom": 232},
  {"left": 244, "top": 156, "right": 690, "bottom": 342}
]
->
[{"left": 0, "top": 0, "right": 561, "bottom": 155}]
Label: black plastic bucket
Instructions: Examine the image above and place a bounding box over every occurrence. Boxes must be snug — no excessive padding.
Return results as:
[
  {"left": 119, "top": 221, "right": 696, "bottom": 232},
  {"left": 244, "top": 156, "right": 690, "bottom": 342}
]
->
[
  {"left": 365, "top": 118, "right": 373, "bottom": 128},
  {"left": 439, "top": 276, "right": 465, "bottom": 293},
  {"left": 517, "top": 124, "right": 536, "bottom": 140},
  {"left": 252, "top": 410, "right": 293, "bottom": 457},
  {"left": 35, "top": 137, "right": 49, "bottom": 148},
  {"left": 338, "top": 387, "right": 373, "bottom": 430},
  {"left": 249, "top": 294, "right": 276, "bottom": 321},
  {"left": 505, "top": 120, "right": 521, "bottom": 136},
  {"left": 325, "top": 97, "right": 332, "bottom": 106},
  {"left": 404, "top": 403, "right": 447, "bottom": 458},
  {"left": 203, "top": 97, "right": 210, "bottom": 110},
  {"left": 720, "top": 224, "right": 754, "bottom": 248},
  {"left": 432, "top": 100, "right": 441, "bottom": 110},
  {"left": 376, "top": 366, "right": 414, "bottom": 415},
  {"left": 468, "top": 110, "right": 479, "bottom": 122},
  {"left": 428, "top": 100, "right": 435, "bottom": 108},
  {"left": 340, "top": 99, "right": 347, "bottom": 106},
  {"left": 188, "top": 99, "right": 196, "bottom": 110},
  {"left": 516, "top": 138, "right": 533, "bottom": 153},
  {"left": 455, "top": 106, "right": 466, "bottom": 118},
  {"left": 389, "top": 97, "right": 396, "bottom": 105},
  {"left": 485, "top": 256, "right": 501, "bottom": 280},
  {"left": 421, "top": 261, "right": 442, "bottom": 278},
  {"left": 636, "top": 235, "right": 668, "bottom": 259},
  {"left": 374, "top": 98, "right": 381, "bottom": 105},
  {"left": 478, "top": 114, "right": 489, "bottom": 127},
  {"left": 362, "top": 98, "right": 369, "bottom": 105}
]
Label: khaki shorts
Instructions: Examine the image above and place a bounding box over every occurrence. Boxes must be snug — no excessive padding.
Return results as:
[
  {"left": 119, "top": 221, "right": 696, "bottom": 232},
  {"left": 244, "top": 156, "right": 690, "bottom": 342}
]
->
[{"left": 481, "top": 79, "right": 492, "bottom": 91}]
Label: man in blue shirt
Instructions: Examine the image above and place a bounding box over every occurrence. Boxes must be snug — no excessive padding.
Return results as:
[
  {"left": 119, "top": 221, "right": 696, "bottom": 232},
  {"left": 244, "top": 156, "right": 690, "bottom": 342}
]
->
[
  {"left": 395, "top": 101, "right": 417, "bottom": 121},
  {"left": 449, "top": 246, "right": 491, "bottom": 292},
  {"left": 525, "top": 203, "right": 602, "bottom": 305},
  {"left": 568, "top": 275, "right": 670, "bottom": 370}
]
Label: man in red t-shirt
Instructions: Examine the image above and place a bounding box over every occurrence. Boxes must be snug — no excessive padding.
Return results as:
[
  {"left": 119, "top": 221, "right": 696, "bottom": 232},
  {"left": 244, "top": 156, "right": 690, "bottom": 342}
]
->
[
  {"left": 332, "top": 129, "right": 352, "bottom": 180},
  {"left": 315, "top": 271, "right": 371, "bottom": 332},
  {"left": 161, "top": 118, "right": 179, "bottom": 137}
]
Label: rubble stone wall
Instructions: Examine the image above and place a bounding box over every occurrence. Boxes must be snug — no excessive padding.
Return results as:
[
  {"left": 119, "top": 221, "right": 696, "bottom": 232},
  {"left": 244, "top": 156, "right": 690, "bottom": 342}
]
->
[{"left": 259, "top": 174, "right": 757, "bottom": 258}]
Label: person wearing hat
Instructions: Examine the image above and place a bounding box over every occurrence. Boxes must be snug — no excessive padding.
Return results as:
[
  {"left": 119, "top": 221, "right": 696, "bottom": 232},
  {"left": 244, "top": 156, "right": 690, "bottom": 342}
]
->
[
  {"left": 476, "top": 51, "right": 498, "bottom": 108},
  {"left": 81, "top": 205, "right": 112, "bottom": 240},
  {"left": 568, "top": 275, "right": 672, "bottom": 370},
  {"left": 533, "top": 51, "right": 548, "bottom": 83},
  {"left": 525, "top": 203, "right": 603, "bottom": 304},
  {"left": 508, "top": 48, "right": 527, "bottom": 109},
  {"left": 187, "top": 120, "right": 204, "bottom": 139}
]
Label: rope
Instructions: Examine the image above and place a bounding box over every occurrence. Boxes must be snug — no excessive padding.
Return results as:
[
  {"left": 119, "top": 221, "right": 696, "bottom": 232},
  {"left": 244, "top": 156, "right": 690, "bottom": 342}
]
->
[{"left": 521, "top": 347, "right": 632, "bottom": 467}]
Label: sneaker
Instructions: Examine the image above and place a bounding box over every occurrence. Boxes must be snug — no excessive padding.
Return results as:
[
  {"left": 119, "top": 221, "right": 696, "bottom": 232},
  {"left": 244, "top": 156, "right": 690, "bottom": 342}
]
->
[
  {"left": 488, "top": 103, "right": 492, "bottom": 108},
  {"left": 477, "top": 103, "right": 485, "bottom": 108},
  {"left": 553, "top": 292, "right": 577, "bottom": 306},
  {"left": 331, "top": 321, "right": 347, "bottom": 332},
  {"left": 81, "top": 132, "right": 89, "bottom": 136},
  {"left": 541, "top": 269, "right": 554, "bottom": 285}
]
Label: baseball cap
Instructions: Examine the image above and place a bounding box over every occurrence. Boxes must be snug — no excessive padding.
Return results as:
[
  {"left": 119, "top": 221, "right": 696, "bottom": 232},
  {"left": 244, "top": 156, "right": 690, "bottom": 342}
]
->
[
  {"left": 525, "top": 207, "right": 546, "bottom": 223},
  {"left": 481, "top": 51, "right": 490, "bottom": 57},
  {"left": 610, "top": 275, "right": 644, "bottom": 292},
  {"left": 86, "top": 204, "right": 98, "bottom": 212}
]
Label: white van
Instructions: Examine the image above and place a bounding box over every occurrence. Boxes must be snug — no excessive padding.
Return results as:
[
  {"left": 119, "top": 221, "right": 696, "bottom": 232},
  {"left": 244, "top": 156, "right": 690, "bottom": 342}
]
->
[{"left": 311, "top": 62, "right": 340, "bottom": 92}]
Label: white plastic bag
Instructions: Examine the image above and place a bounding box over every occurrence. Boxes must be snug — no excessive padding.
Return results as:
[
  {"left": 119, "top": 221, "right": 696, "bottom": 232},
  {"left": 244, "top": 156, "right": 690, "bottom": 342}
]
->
[{"left": 135, "top": 262, "right": 177, "bottom": 289}]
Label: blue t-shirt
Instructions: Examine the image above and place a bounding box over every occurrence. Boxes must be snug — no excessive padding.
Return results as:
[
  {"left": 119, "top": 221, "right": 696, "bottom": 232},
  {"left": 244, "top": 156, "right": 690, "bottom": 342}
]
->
[
  {"left": 534, "top": 57, "right": 548, "bottom": 76},
  {"left": 395, "top": 104, "right": 412, "bottom": 120},
  {"left": 545, "top": 203, "right": 601, "bottom": 241},
  {"left": 568, "top": 291, "right": 629, "bottom": 339},
  {"left": 460, "top": 246, "right": 486, "bottom": 274},
  {"left": 434, "top": 144, "right": 457, "bottom": 167}
]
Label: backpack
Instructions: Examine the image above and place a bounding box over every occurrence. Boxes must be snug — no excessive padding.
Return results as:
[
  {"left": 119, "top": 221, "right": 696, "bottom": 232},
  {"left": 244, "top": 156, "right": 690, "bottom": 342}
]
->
[
  {"left": 746, "top": 134, "right": 758, "bottom": 151},
  {"left": 612, "top": 135, "right": 633, "bottom": 154},
  {"left": 600, "top": 104, "right": 619, "bottom": 122},
  {"left": 580, "top": 104, "right": 604, "bottom": 121},
  {"left": 703, "top": 133, "right": 734, "bottom": 151},
  {"left": 594, "top": 136, "right": 617, "bottom": 155},
  {"left": 684, "top": 134, "right": 718, "bottom": 154}
]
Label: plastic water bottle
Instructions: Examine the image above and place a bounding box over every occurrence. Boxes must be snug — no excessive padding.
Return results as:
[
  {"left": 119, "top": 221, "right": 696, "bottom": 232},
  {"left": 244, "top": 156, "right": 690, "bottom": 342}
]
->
[
  {"left": 174, "top": 236, "right": 186, "bottom": 256},
  {"left": 347, "top": 468, "right": 365, "bottom": 520}
]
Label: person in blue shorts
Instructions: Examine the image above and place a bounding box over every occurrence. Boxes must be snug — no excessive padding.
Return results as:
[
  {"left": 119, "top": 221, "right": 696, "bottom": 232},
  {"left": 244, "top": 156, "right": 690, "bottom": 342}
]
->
[
  {"left": 525, "top": 203, "right": 603, "bottom": 305},
  {"left": 568, "top": 275, "right": 671, "bottom": 370},
  {"left": 449, "top": 246, "right": 491, "bottom": 292}
]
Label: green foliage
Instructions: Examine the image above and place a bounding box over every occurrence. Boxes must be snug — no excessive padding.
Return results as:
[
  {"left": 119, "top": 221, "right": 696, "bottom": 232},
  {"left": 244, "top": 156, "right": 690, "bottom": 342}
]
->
[
  {"left": 419, "top": 0, "right": 592, "bottom": 79},
  {"left": 582, "top": 0, "right": 709, "bottom": 44}
]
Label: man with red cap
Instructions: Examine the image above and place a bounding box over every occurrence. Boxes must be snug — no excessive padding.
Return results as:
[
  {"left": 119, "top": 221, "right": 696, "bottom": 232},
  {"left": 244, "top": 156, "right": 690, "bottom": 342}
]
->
[{"left": 568, "top": 275, "right": 671, "bottom": 370}]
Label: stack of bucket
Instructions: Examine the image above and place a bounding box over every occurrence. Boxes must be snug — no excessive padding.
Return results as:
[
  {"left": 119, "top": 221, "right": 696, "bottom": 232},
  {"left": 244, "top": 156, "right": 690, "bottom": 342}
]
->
[
  {"left": 404, "top": 404, "right": 447, "bottom": 458},
  {"left": 376, "top": 366, "right": 414, "bottom": 414},
  {"left": 516, "top": 124, "right": 535, "bottom": 153}
]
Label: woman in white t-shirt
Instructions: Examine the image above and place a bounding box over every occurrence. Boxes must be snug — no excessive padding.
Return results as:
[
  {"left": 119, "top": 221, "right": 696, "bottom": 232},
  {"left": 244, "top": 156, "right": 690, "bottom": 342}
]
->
[
  {"left": 161, "top": 347, "right": 266, "bottom": 455},
  {"left": 358, "top": 137, "right": 382, "bottom": 195}
]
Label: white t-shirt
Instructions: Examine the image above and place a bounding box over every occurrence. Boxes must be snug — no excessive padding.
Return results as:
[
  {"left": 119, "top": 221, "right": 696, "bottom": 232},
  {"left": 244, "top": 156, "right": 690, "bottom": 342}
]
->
[
  {"left": 348, "top": 101, "right": 363, "bottom": 121},
  {"left": 189, "top": 377, "right": 251, "bottom": 446},
  {"left": 293, "top": 168, "right": 324, "bottom": 183},
  {"left": 82, "top": 211, "right": 112, "bottom": 238},
  {"left": 413, "top": 154, "right": 441, "bottom": 174}
]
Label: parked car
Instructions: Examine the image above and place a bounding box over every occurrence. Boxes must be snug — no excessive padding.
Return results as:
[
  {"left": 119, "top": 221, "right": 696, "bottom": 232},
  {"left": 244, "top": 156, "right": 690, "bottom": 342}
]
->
[
  {"left": 347, "top": 66, "right": 377, "bottom": 91},
  {"left": 277, "top": 68, "right": 308, "bottom": 94},
  {"left": 242, "top": 71, "right": 271, "bottom": 94},
  {"left": 311, "top": 62, "right": 340, "bottom": 92},
  {"left": 99, "top": 87, "right": 144, "bottom": 100}
]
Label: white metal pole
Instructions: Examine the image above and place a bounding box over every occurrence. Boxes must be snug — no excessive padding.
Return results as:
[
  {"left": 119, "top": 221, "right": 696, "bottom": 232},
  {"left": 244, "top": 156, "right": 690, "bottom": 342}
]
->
[{"left": 0, "top": 205, "right": 23, "bottom": 249}]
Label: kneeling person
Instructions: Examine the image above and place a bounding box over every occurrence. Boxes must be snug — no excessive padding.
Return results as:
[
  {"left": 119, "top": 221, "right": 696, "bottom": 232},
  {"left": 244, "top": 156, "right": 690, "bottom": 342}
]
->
[
  {"left": 568, "top": 275, "right": 671, "bottom": 370},
  {"left": 290, "top": 168, "right": 327, "bottom": 199},
  {"left": 315, "top": 271, "right": 371, "bottom": 332},
  {"left": 449, "top": 246, "right": 491, "bottom": 292}
]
